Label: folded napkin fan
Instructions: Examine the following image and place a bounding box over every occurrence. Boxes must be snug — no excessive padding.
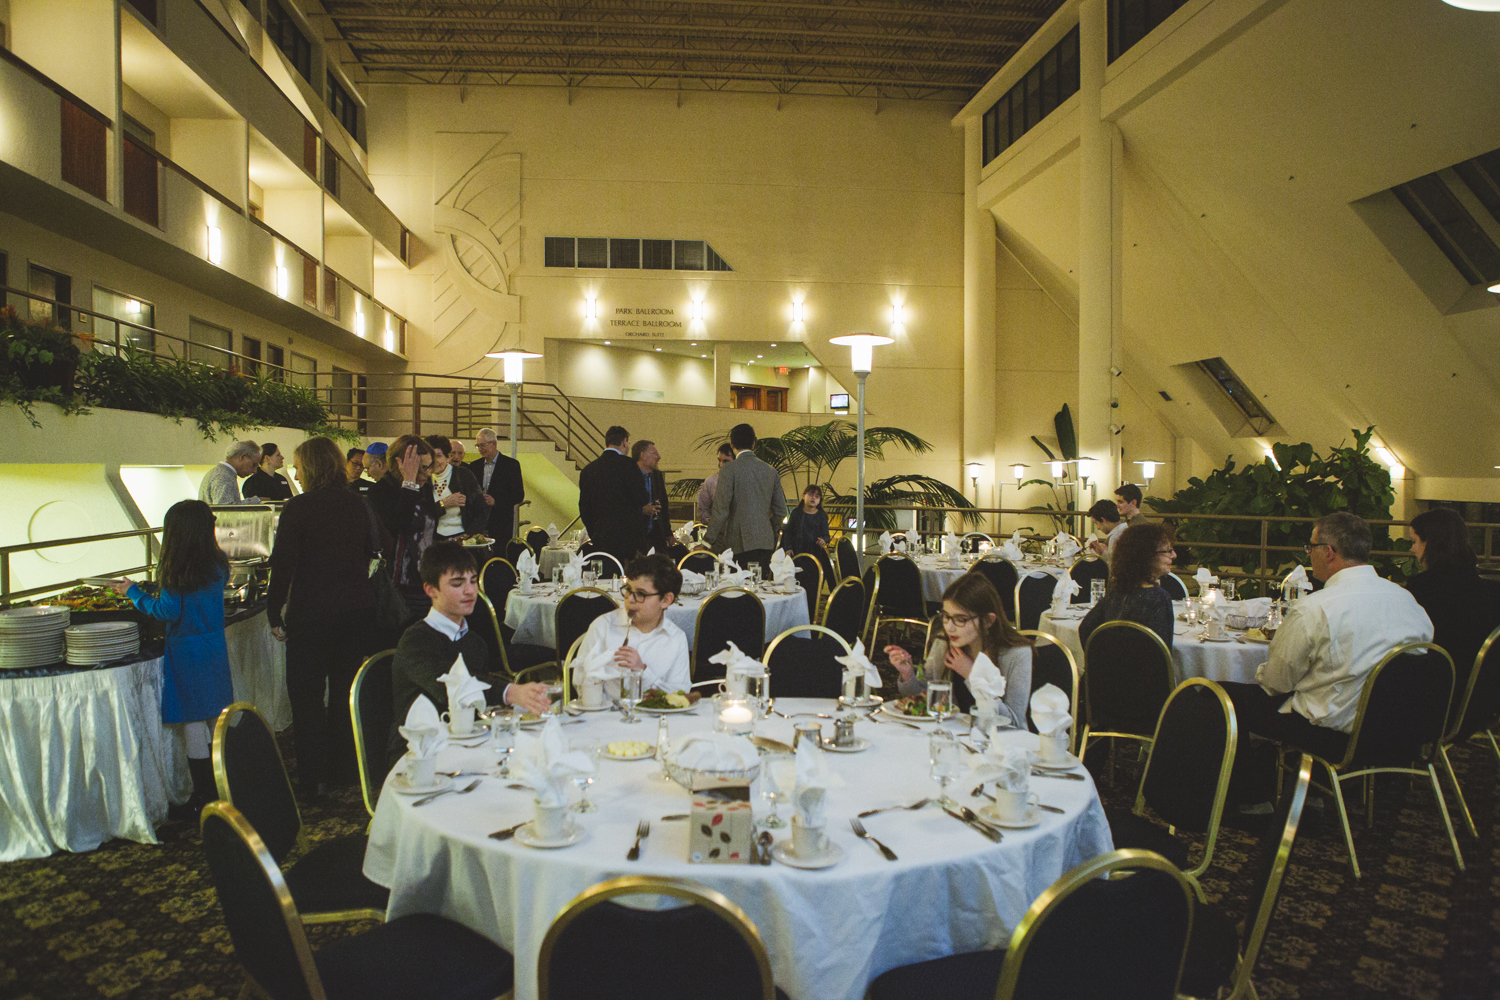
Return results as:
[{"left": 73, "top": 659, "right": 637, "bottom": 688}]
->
[
  {"left": 971, "top": 743, "right": 1032, "bottom": 792},
  {"left": 516, "top": 549, "right": 540, "bottom": 582},
  {"left": 576, "top": 637, "right": 627, "bottom": 683},
  {"left": 1051, "top": 575, "right": 1081, "bottom": 605},
  {"left": 710, "top": 641, "right": 766, "bottom": 696},
  {"left": 398, "top": 695, "right": 449, "bottom": 760},
  {"left": 879, "top": 531, "right": 893, "bottom": 554},
  {"left": 680, "top": 568, "right": 706, "bottom": 590},
  {"left": 794, "top": 737, "right": 830, "bottom": 828},
  {"left": 835, "top": 639, "right": 883, "bottom": 689},
  {"left": 667, "top": 731, "right": 760, "bottom": 771},
  {"left": 1194, "top": 566, "right": 1218, "bottom": 589},
  {"left": 1030, "top": 683, "right": 1072, "bottom": 738},
  {"left": 1238, "top": 597, "right": 1273, "bottom": 617},
  {"left": 437, "top": 654, "right": 490, "bottom": 711},
  {"left": 1054, "top": 531, "right": 1081, "bottom": 560},
  {"left": 675, "top": 522, "right": 695, "bottom": 543},
  {"left": 1283, "top": 565, "right": 1313, "bottom": 593},
  {"left": 967, "top": 652, "right": 1007, "bottom": 706},
  {"left": 510, "top": 716, "right": 597, "bottom": 808},
  {"left": 546, "top": 523, "right": 559, "bottom": 541},
  {"left": 562, "top": 551, "right": 586, "bottom": 587},
  {"left": 719, "top": 548, "right": 741, "bottom": 572},
  {"left": 1003, "top": 538, "right": 1025, "bottom": 562}
]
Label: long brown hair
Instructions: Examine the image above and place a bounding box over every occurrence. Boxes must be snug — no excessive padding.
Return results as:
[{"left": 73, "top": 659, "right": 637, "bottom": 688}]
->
[
  {"left": 1109, "top": 522, "right": 1174, "bottom": 591},
  {"left": 293, "top": 436, "right": 346, "bottom": 492},
  {"left": 157, "top": 500, "right": 229, "bottom": 594},
  {"left": 943, "top": 572, "right": 1031, "bottom": 658}
]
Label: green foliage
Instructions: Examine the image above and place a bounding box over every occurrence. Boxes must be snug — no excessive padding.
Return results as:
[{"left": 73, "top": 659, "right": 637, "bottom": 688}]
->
[
  {"left": 1146, "top": 428, "right": 1406, "bottom": 593},
  {"left": 1025, "top": 404, "right": 1082, "bottom": 533},
  {"left": 0, "top": 307, "right": 87, "bottom": 425}
]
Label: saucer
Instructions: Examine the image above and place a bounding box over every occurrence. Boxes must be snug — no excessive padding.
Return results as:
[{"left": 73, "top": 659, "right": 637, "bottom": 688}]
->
[
  {"left": 567, "top": 699, "right": 612, "bottom": 713},
  {"left": 1198, "top": 634, "right": 1234, "bottom": 643},
  {"left": 979, "top": 804, "right": 1044, "bottom": 829},
  {"left": 837, "top": 695, "right": 884, "bottom": 709},
  {"left": 391, "top": 773, "right": 452, "bottom": 795},
  {"left": 447, "top": 728, "right": 488, "bottom": 744},
  {"left": 820, "top": 737, "right": 871, "bottom": 753},
  {"left": 514, "top": 821, "right": 588, "bottom": 849},
  {"left": 770, "top": 840, "right": 843, "bottom": 869},
  {"left": 1033, "top": 751, "right": 1083, "bottom": 771}
]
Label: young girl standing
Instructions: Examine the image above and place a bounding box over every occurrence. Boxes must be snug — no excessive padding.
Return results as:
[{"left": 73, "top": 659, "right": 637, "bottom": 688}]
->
[{"left": 110, "top": 499, "right": 234, "bottom": 814}]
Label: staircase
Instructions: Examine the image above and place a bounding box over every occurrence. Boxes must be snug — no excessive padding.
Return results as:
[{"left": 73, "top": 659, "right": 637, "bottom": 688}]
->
[{"left": 402, "top": 379, "right": 605, "bottom": 472}]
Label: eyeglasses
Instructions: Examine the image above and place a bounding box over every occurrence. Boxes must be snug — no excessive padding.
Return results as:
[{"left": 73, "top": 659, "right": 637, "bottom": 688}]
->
[
  {"left": 622, "top": 587, "right": 660, "bottom": 601},
  {"left": 1155, "top": 548, "right": 1176, "bottom": 556},
  {"left": 1304, "top": 542, "right": 1331, "bottom": 553},
  {"left": 940, "top": 611, "right": 978, "bottom": 627}
]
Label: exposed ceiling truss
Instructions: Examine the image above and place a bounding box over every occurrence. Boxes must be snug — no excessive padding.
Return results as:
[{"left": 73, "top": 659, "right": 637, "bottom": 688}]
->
[{"left": 315, "top": 1, "right": 1063, "bottom": 103}]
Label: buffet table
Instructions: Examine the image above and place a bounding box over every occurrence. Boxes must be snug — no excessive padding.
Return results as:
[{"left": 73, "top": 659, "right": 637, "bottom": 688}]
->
[
  {"left": 503, "top": 584, "right": 812, "bottom": 650},
  {"left": 364, "top": 700, "right": 1113, "bottom": 1000},
  {"left": 225, "top": 604, "right": 291, "bottom": 731},
  {"left": 1038, "top": 601, "right": 1271, "bottom": 685}
]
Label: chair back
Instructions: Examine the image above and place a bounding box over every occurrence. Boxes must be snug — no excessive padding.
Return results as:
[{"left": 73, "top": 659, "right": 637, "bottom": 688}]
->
[
  {"left": 1449, "top": 624, "right": 1500, "bottom": 743},
  {"left": 468, "top": 592, "right": 509, "bottom": 675},
  {"left": 870, "top": 555, "right": 924, "bottom": 617},
  {"left": 764, "top": 625, "right": 852, "bottom": 699},
  {"left": 582, "top": 551, "right": 626, "bottom": 579},
  {"left": 200, "top": 803, "right": 324, "bottom": 1000},
  {"left": 791, "top": 552, "right": 823, "bottom": 622},
  {"left": 693, "top": 588, "right": 767, "bottom": 681},
  {"left": 1232, "top": 754, "right": 1312, "bottom": 997},
  {"left": 1018, "top": 631, "right": 1079, "bottom": 748},
  {"left": 505, "top": 538, "right": 531, "bottom": 565},
  {"left": 871, "top": 617, "right": 935, "bottom": 659},
  {"left": 525, "top": 526, "right": 551, "bottom": 554},
  {"left": 822, "top": 577, "right": 866, "bottom": 646},
  {"left": 972, "top": 559, "right": 1019, "bottom": 622},
  {"left": 835, "top": 535, "right": 861, "bottom": 581},
  {"left": 1159, "top": 572, "right": 1188, "bottom": 601},
  {"left": 1083, "top": 621, "right": 1175, "bottom": 742},
  {"left": 1014, "top": 573, "right": 1055, "bottom": 631},
  {"left": 560, "top": 635, "right": 588, "bottom": 706},
  {"left": 1341, "top": 642, "right": 1454, "bottom": 772},
  {"left": 961, "top": 531, "right": 992, "bottom": 554},
  {"left": 996, "top": 849, "right": 1195, "bottom": 1000},
  {"left": 678, "top": 551, "right": 718, "bottom": 575},
  {"left": 539, "top": 876, "right": 775, "bottom": 1000},
  {"left": 212, "top": 703, "right": 301, "bottom": 865},
  {"left": 479, "top": 557, "right": 518, "bottom": 610},
  {"left": 555, "top": 588, "right": 619, "bottom": 667},
  {"left": 1137, "top": 680, "right": 1236, "bottom": 839},
  {"left": 1068, "top": 556, "right": 1109, "bottom": 602},
  {"left": 350, "top": 649, "right": 396, "bottom": 819}
]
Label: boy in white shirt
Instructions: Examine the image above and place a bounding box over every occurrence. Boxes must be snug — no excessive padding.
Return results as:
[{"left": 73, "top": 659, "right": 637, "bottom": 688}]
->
[{"left": 574, "top": 554, "right": 691, "bottom": 694}]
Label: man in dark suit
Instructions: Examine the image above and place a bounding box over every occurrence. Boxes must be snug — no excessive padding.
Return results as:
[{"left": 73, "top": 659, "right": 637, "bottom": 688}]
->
[
  {"left": 579, "top": 425, "right": 649, "bottom": 566},
  {"left": 632, "top": 438, "right": 672, "bottom": 554},
  {"left": 468, "top": 428, "right": 524, "bottom": 541}
]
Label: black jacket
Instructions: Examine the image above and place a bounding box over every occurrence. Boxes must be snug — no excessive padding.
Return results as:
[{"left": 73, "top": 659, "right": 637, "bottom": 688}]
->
[
  {"left": 1407, "top": 567, "right": 1500, "bottom": 703},
  {"left": 578, "top": 449, "right": 647, "bottom": 562},
  {"left": 388, "top": 619, "right": 506, "bottom": 767},
  {"left": 642, "top": 467, "right": 672, "bottom": 553},
  {"left": 242, "top": 470, "right": 292, "bottom": 501},
  {"left": 467, "top": 454, "right": 525, "bottom": 539}
]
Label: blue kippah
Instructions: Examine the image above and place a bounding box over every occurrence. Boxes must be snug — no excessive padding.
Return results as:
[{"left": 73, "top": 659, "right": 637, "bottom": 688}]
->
[{"left": 366, "top": 442, "right": 389, "bottom": 456}]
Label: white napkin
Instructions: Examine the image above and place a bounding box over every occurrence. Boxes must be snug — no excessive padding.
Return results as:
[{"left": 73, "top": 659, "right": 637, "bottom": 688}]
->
[
  {"left": 516, "top": 549, "right": 540, "bottom": 582},
  {"left": 1195, "top": 567, "right": 1218, "bottom": 590},
  {"left": 667, "top": 731, "right": 759, "bottom": 771},
  {"left": 510, "top": 716, "right": 598, "bottom": 807},
  {"left": 1003, "top": 536, "right": 1025, "bottom": 562},
  {"left": 577, "top": 640, "right": 626, "bottom": 683},
  {"left": 1284, "top": 565, "right": 1313, "bottom": 594},
  {"left": 1029, "top": 683, "right": 1072, "bottom": 737},
  {"left": 437, "top": 654, "right": 490, "bottom": 711},
  {"left": 1051, "top": 575, "right": 1080, "bottom": 607},
  {"left": 793, "top": 737, "right": 829, "bottom": 827},
  {"left": 1238, "top": 597, "right": 1273, "bottom": 617},
  {"left": 944, "top": 530, "right": 960, "bottom": 554},
  {"left": 879, "top": 531, "right": 893, "bottom": 554},
  {"left": 546, "top": 523, "right": 559, "bottom": 541},
  {"left": 769, "top": 549, "right": 797, "bottom": 587},
  {"left": 681, "top": 568, "right": 706, "bottom": 590},
  {"left": 562, "top": 551, "right": 585, "bottom": 587},
  {"left": 398, "top": 695, "right": 449, "bottom": 760},
  {"left": 709, "top": 641, "right": 766, "bottom": 695},
  {"left": 719, "top": 548, "right": 740, "bottom": 572},
  {"left": 834, "top": 639, "right": 883, "bottom": 690},
  {"left": 971, "top": 743, "right": 1031, "bottom": 792},
  {"left": 967, "top": 652, "right": 1006, "bottom": 706},
  {"left": 675, "top": 522, "right": 695, "bottom": 544},
  {"left": 1054, "top": 531, "right": 1081, "bottom": 560}
]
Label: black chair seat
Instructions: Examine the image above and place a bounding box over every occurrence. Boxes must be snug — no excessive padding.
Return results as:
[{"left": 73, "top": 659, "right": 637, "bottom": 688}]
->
[
  {"left": 1104, "top": 807, "right": 1190, "bottom": 871},
  {"left": 284, "top": 834, "right": 390, "bottom": 916},
  {"left": 867, "top": 948, "right": 1006, "bottom": 1000},
  {"left": 1177, "top": 903, "right": 1242, "bottom": 998},
  {"left": 315, "top": 912, "right": 513, "bottom": 1000}
]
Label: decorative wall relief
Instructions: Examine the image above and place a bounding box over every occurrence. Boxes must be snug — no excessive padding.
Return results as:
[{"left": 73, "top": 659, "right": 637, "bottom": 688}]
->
[{"left": 432, "top": 134, "right": 522, "bottom": 346}]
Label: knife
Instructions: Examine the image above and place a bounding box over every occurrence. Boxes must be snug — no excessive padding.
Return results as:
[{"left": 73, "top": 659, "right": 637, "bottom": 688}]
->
[
  {"left": 1031, "top": 768, "right": 1087, "bottom": 782},
  {"left": 489, "top": 821, "right": 528, "bottom": 840},
  {"left": 942, "top": 805, "right": 1002, "bottom": 842}
]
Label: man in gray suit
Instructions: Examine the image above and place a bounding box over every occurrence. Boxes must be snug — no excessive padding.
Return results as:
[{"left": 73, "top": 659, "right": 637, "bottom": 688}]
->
[{"left": 707, "top": 423, "right": 787, "bottom": 574}]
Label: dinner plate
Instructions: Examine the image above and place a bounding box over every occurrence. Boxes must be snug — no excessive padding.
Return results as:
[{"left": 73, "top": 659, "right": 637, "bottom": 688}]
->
[
  {"left": 819, "top": 737, "right": 870, "bottom": 753},
  {"left": 514, "top": 821, "right": 588, "bottom": 849},
  {"left": 770, "top": 840, "right": 842, "bottom": 870},
  {"left": 837, "top": 695, "right": 884, "bottom": 709},
  {"left": 979, "top": 804, "right": 1044, "bottom": 829},
  {"left": 636, "top": 704, "right": 696, "bottom": 715},
  {"left": 390, "top": 773, "right": 452, "bottom": 795},
  {"left": 880, "top": 703, "right": 936, "bottom": 724},
  {"left": 446, "top": 730, "right": 490, "bottom": 746},
  {"left": 566, "top": 699, "right": 612, "bottom": 713},
  {"left": 601, "top": 747, "right": 656, "bottom": 762},
  {"left": 1033, "top": 752, "right": 1083, "bottom": 772}
]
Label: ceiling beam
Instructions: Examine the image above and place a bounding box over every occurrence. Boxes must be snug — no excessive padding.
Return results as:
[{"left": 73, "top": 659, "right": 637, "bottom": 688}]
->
[{"left": 322, "top": 0, "right": 1047, "bottom": 28}]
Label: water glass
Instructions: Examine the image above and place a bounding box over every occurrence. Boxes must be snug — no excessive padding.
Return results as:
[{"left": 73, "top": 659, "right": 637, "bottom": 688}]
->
[
  {"left": 926, "top": 680, "right": 954, "bottom": 722},
  {"left": 546, "top": 681, "right": 564, "bottom": 715},
  {"left": 490, "top": 711, "right": 518, "bottom": 776},
  {"left": 928, "top": 731, "right": 964, "bottom": 808},
  {"left": 551, "top": 567, "right": 563, "bottom": 588},
  {"left": 1184, "top": 598, "right": 1200, "bottom": 626},
  {"left": 760, "top": 752, "right": 795, "bottom": 829},
  {"left": 582, "top": 568, "right": 598, "bottom": 589},
  {"left": 570, "top": 739, "right": 600, "bottom": 812},
  {"left": 1221, "top": 579, "right": 1237, "bottom": 601},
  {"left": 1090, "top": 579, "right": 1106, "bottom": 605},
  {"left": 621, "top": 670, "right": 644, "bottom": 724}
]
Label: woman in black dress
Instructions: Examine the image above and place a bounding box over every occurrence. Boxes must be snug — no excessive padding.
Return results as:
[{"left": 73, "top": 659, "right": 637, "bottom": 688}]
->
[
  {"left": 782, "top": 485, "right": 833, "bottom": 583},
  {"left": 241, "top": 442, "right": 293, "bottom": 501},
  {"left": 1078, "top": 522, "right": 1178, "bottom": 650},
  {"left": 369, "top": 434, "right": 441, "bottom": 623}
]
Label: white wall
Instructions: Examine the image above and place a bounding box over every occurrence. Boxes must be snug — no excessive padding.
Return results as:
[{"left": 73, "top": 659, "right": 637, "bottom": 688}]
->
[{"left": 548, "top": 340, "right": 718, "bottom": 407}]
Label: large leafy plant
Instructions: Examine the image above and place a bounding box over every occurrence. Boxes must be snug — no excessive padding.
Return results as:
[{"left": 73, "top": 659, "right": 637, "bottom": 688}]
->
[
  {"left": 1019, "top": 403, "right": 1081, "bottom": 533},
  {"left": 670, "top": 419, "right": 980, "bottom": 530},
  {"left": 1146, "top": 428, "right": 1403, "bottom": 594}
]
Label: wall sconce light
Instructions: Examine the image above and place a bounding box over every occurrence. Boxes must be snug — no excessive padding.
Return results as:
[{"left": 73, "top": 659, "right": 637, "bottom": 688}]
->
[
  {"left": 1373, "top": 446, "right": 1405, "bottom": 479},
  {"left": 890, "top": 302, "right": 905, "bottom": 327},
  {"left": 125, "top": 299, "right": 141, "bottom": 315},
  {"left": 1011, "top": 463, "right": 1028, "bottom": 485},
  {"left": 792, "top": 301, "right": 805, "bottom": 323},
  {"left": 1076, "top": 457, "right": 1096, "bottom": 486},
  {"left": 585, "top": 296, "right": 598, "bottom": 319},
  {"left": 689, "top": 300, "right": 705, "bottom": 321},
  {"left": 275, "top": 266, "right": 289, "bottom": 298},
  {"left": 206, "top": 226, "right": 222, "bottom": 265},
  {"left": 1050, "top": 461, "right": 1065, "bottom": 482}
]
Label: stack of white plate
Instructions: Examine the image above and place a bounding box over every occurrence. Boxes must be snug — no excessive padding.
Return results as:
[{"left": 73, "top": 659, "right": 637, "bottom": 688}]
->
[
  {"left": 0, "top": 606, "right": 71, "bottom": 669},
  {"left": 65, "top": 621, "right": 140, "bottom": 666}
]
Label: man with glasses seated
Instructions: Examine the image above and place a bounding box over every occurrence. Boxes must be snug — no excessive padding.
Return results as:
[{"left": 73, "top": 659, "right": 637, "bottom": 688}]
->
[
  {"left": 1219, "top": 512, "right": 1433, "bottom": 799},
  {"left": 573, "top": 553, "right": 691, "bottom": 696}
]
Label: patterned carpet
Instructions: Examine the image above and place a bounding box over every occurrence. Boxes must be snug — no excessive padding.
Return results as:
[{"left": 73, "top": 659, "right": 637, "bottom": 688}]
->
[{"left": 1, "top": 731, "right": 1497, "bottom": 1000}]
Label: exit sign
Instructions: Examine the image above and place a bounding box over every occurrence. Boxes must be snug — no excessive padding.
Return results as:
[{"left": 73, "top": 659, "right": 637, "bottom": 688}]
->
[{"left": 777, "top": 366, "right": 789, "bottom": 374}]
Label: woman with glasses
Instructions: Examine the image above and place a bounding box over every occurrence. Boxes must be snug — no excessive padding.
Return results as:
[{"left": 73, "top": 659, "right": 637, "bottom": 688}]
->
[
  {"left": 885, "top": 573, "right": 1032, "bottom": 722},
  {"left": 571, "top": 553, "right": 691, "bottom": 696},
  {"left": 1078, "top": 522, "right": 1178, "bottom": 651}
]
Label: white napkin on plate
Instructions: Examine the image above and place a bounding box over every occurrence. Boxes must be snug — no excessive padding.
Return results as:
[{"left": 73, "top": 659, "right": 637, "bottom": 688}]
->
[
  {"left": 675, "top": 522, "right": 695, "bottom": 544},
  {"left": 794, "top": 737, "right": 829, "bottom": 827},
  {"left": 667, "top": 731, "right": 759, "bottom": 771},
  {"left": 971, "top": 743, "right": 1031, "bottom": 792},
  {"left": 681, "top": 568, "right": 705, "bottom": 590},
  {"left": 398, "top": 695, "right": 449, "bottom": 759},
  {"left": 562, "top": 551, "right": 585, "bottom": 587},
  {"left": 967, "top": 652, "right": 1006, "bottom": 706},
  {"left": 1054, "top": 531, "right": 1081, "bottom": 560},
  {"left": 769, "top": 549, "right": 797, "bottom": 587},
  {"left": 710, "top": 641, "right": 766, "bottom": 695},
  {"left": 719, "top": 548, "right": 740, "bottom": 572},
  {"left": 546, "top": 523, "right": 559, "bottom": 541},
  {"left": 1051, "top": 575, "right": 1080, "bottom": 608},
  {"left": 576, "top": 640, "right": 626, "bottom": 683},
  {"left": 510, "top": 716, "right": 598, "bottom": 807},
  {"left": 834, "top": 638, "right": 883, "bottom": 690},
  {"left": 1283, "top": 565, "right": 1313, "bottom": 594},
  {"left": 516, "top": 549, "right": 540, "bottom": 583},
  {"left": 1030, "top": 683, "right": 1072, "bottom": 738},
  {"left": 1003, "top": 532, "right": 1025, "bottom": 562},
  {"left": 879, "top": 531, "right": 893, "bottom": 554},
  {"left": 1238, "top": 597, "right": 1273, "bottom": 617},
  {"left": 437, "top": 654, "right": 490, "bottom": 710},
  {"left": 1195, "top": 567, "right": 1218, "bottom": 590}
]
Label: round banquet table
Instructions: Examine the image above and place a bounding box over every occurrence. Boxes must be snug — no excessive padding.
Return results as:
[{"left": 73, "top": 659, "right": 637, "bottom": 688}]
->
[
  {"left": 503, "top": 583, "right": 812, "bottom": 650},
  {"left": 914, "top": 557, "right": 1071, "bottom": 603},
  {"left": 363, "top": 699, "right": 1113, "bottom": 1000},
  {"left": 1038, "top": 600, "right": 1270, "bottom": 685},
  {"left": 537, "top": 545, "right": 577, "bottom": 580}
]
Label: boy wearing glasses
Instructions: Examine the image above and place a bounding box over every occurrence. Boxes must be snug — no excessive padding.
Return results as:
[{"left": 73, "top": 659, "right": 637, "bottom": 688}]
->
[{"left": 574, "top": 553, "right": 691, "bottom": 693}]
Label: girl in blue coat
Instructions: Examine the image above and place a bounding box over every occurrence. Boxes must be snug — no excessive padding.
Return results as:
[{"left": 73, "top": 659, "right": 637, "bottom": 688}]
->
[{"left": 110, "top": 499, "right": 233, "bottom": 814}]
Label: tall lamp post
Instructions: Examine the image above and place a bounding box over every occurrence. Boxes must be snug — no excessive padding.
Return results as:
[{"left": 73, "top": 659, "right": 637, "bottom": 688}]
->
[
  {"left": 829, "top": 333, "right": 892, "bottom": 553},
  {"left": 484, "top": 349, "right": 542, "bottom": 460}
]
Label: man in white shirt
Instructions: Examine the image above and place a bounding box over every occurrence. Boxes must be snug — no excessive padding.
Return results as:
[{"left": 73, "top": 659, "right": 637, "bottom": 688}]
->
[
  {"left": 199, "top": 440, "right": 263, "bottom": 504},
  {"left": 1222, "top": 513, "right": 1434, "bottom": 787},
  {"left": 573, "top": 554, "right": 691, "bottom": 694},
  {"left": 1085, "top": 500, "right": 1125, "bottom": 563}
]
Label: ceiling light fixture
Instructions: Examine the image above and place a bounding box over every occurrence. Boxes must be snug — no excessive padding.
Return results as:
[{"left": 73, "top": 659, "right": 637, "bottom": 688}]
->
[
  {"left": 1442, "top": 0, "right": 1500, "bottom": 9},
  {"left": 604, "top": 340, "right": 611, "bottom": 345},
  {"left": 756, "top": 354, "right": 763, "bottom": 358},
  {"left": 1489, "top": 280, "right": 1500, "bottom": 292}
]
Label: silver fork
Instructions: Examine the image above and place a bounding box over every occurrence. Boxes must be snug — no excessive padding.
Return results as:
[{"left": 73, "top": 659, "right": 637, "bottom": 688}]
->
[
  {"left": 414, "top": 778, "right": 480, "bottom": 807},
  {"left": 849, "top": 818, "right": 898, "bottom": 861},
  {"left": 627, "top": 819, "right": 650, "bottom": 861},
  {"left": 857, "top": 797, "right": 930, "bottom": 819}
]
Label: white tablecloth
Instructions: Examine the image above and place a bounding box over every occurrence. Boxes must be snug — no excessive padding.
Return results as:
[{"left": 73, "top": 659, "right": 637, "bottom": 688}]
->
[
  {"left": 538, "top": 546, "right": 577, "bottom": 580},
  {"left": 1039, "top": 601, "right": 1270, "bottom": 685},
  {"left": 504, "top": 586, "right": 812, "bottom": 650},
  {"left": 364, "top": 700, "right": 1113, "bottom": 1000},
  {"left": 0, "top": 657, "right": 192, "bottom": 861},
  {"left": 225, "top": 608, "right": 291, "bottom": 731}
]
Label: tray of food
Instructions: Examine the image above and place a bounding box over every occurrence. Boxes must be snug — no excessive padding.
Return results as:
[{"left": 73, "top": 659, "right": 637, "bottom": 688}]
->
[{"left": 36, "top": 586, "right": 165, "bottom": 642}]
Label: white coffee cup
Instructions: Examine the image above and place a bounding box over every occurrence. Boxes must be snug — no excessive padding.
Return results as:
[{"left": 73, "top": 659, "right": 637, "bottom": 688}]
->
[
  {"left": 406, "top": 754, "right": 436, "bottom": 787},
  {"left": 443, "top": 705, "right": 476, "bottom": 736},
  {"left": 1206, "top": 619, "right": 1227, "bottom": 640},
  {"left": 790, "top": 815, "right": 827, "bottom": 859},
  {"left": 992, "top": 788, "right": 1040, "bottom": 824},
  {"left": 1037, "top": 731, "right": 1071, "bottom": 765},
  {"left": 518, "top": 576, "right": 533, "bottom": 595},
  {"left": 534, "top": 799, "right": 568, "bottom": 840},
  {"left": 580, "top": 679, "right": 605, "bottom": 709}
]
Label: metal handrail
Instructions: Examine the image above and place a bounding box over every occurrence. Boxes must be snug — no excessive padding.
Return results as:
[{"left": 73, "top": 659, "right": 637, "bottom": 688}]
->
[{"left": 0, "top": 527, "right": 163, "bottom": 607}]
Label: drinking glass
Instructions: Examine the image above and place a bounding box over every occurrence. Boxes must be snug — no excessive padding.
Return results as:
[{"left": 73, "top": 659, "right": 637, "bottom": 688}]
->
[
  {"left": 760, "top": 752, "right": 795, "bottom": 829},
  {"left": 1090, "top": 579, "right": 1106, "bottom": 605},
  {"left": 926, "top": 680, "right": 954, "bottom": 723},
  {"left": 928, "top": 731, "right": 964, "bottom": 808},
  {"left": 1184, "top": 598, "right": 1200, "bottom": 626},
  {"left": 582, "top": 568, "right": 598, "bottom": 589},
  {"left": 546, "top": 681, "right": 564, "bottom": 715},
  {"left": 490, "top": 711, "right": 518, "bottom": 777},
  {"left": 1221, "top": 579, "right": 1237, "bottom": 601},
  {"left": 570, "top": 739, "right": 600, "bottom": 812},
  {"left": 621, "top": 670, "right": 644, "bottom": 724},
  {"left": 551, "top": 567, "right": 563, "bottom": 588}
]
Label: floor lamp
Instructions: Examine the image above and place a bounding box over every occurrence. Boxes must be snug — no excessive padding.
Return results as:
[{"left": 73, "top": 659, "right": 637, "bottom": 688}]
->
[{"left": 829, "top": 333, "right": 892, "bottom": 552}]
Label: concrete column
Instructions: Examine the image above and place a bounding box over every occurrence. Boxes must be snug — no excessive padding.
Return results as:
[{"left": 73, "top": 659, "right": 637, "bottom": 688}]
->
[
  {"left": 713, "top": 342, "right": 733, "bottom": 408},
  {"left": 1078, "top": 0, "right": 1121, "bottom": 493},
  {"left": 963, "top": 117, "right": 998, "bottom": 534}
]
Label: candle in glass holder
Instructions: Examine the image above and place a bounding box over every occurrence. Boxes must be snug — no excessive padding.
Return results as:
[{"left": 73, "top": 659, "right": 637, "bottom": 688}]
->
[{"left": 717, "top": 698, "right": 754, "bottom": 735}]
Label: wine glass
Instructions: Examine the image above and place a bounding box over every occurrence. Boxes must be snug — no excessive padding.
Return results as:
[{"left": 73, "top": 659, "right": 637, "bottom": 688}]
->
[
  {"left": 621, "top": 670, "right": 643, "bottom": 724},
  {"left": 570, "top": 738, "right": 600, "bottom": 812},
  {"left": 929, "top": 731, "right": 964, "bottom": 808},
  {"left": 546, "top": 681, "right": 564, "bottom": 716},
  {"left": 926, "top": 680, "right": 954, "bottom": 723},
  {"left": 760, "top": 752, "right": 794, "bottom": 829}
]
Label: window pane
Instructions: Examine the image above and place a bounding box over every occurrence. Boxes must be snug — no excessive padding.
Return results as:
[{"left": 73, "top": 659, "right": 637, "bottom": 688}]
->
[
  {"left": 1040, "top": 49, "right": 1059, "bottom": 120},
  {"left": 188, "top": 317, "right": 231, "bottom": 368}
]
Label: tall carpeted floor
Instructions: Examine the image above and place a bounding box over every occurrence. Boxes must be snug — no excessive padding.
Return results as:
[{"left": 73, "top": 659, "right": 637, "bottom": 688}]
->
[{"left": 1, "top": 732, "right": 1497, "bottom": 999}]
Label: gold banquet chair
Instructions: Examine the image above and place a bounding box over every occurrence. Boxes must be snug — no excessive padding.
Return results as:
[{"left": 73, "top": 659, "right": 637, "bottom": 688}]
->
[
  {"left": 692, "top": 587, "right": 767, "bottom": 682},
  {"left": 820, "top": 576, "right": 866, "bottom": 647},
  {"left": 1079, "top": 620, "right": 1175, "bottom": 759},
  {"left": 862, "top": 553, "right": 925, "bottom": 647},
  {"left": 350, "top": 649, "right": 396, "bottom": 820},
  {"left": 1016, "top": 630, "right": 1080, "bottom": 754},
  {"left": 1434, "top": 624, "right": 1500, "bottom": 837}
]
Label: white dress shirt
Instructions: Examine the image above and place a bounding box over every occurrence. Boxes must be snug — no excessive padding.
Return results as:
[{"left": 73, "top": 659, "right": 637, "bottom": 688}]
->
[
  {"left": 1255, "top": 564, "right": 1434, "bottom": 732},
  {"left": 574, "top": 608, "right": 691, "bottom": 693},
  {"left": 1103, "top": 521, "right": 1127, "bottom": 563}
]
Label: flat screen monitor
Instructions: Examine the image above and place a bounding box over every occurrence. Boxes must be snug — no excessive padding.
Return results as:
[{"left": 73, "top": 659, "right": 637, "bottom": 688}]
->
[{"left": 829, "top": 393, "right": 850, "bottom": 410}]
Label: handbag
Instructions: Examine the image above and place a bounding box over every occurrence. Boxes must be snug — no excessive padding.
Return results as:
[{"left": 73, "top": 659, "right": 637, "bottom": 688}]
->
[{"left": 362, "top": 497, "right": 409, "bottom": 626}]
